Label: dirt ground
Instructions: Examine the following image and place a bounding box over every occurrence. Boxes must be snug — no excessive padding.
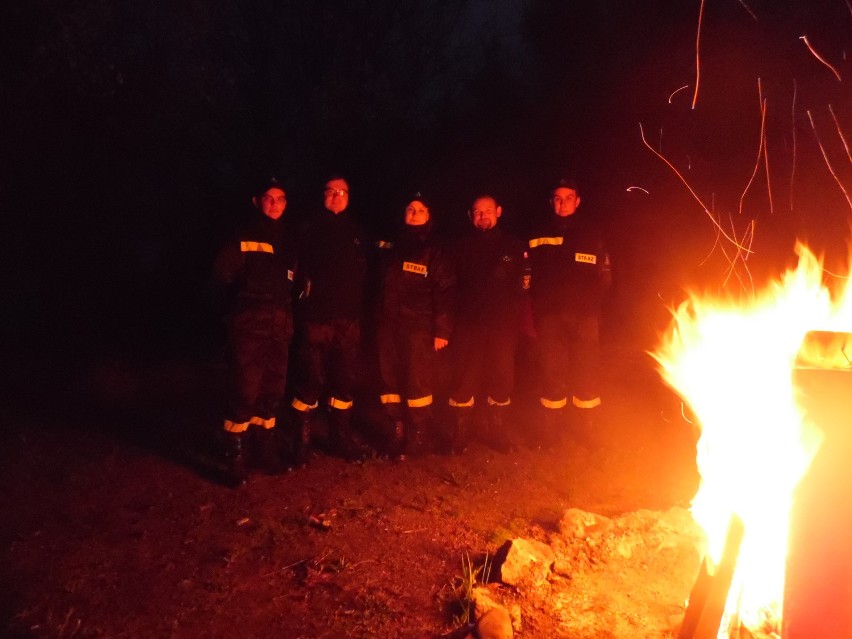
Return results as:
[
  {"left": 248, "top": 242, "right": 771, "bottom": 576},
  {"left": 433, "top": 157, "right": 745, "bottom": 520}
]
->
[{"left": 2, "top": 342, "right": 703, "bottom": 639}]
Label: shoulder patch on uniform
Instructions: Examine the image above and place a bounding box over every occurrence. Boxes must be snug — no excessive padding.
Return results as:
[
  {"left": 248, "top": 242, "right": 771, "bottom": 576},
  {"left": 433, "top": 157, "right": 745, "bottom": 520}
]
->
[
  {"left": 403, "top": 261, "right": 428, "bottom": 276},
  {"left": 575, "top": 252, "right": 597, "bottom": 264},
  {"left": 529, "top": 236, "right": 563, "bottom": 248},
  {"left": 376, "top": 240, "right": 394, "bottom": 249}
]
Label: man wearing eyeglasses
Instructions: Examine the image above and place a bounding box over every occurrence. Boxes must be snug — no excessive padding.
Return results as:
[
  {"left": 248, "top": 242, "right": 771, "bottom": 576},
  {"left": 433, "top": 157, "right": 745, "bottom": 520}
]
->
[
  {"left": 290, "top": 175, "right": 370, "bottom": 464},
  {"left": 527, "top": 177, "right": 612, "bottom": 447},
  {"left": 212, "top": 176, "right": 297, "bottom": 485}
]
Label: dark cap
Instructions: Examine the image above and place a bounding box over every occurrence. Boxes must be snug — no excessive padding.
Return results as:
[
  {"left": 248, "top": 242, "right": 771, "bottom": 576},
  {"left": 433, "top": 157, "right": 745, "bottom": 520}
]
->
[
  {"left": 254, "top": 175, "right": 287, "bottom": 197},
  {"left": 551, "top": 177, "right": 580, "bottom": 194},
  {"left": 406, "top": 190, "right": 432, "bottom": 210}
]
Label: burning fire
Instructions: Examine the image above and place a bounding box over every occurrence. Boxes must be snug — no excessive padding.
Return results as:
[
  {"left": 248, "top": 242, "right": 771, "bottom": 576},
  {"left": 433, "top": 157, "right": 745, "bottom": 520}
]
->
[{"left": 653, "top": 243, "right": 841, "bottom": 637}]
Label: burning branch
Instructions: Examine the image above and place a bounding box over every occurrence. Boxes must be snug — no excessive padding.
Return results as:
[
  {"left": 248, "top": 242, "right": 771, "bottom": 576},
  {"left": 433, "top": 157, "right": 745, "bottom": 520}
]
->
[{"left": 678, "top": 515, "right": 746, "bottom": 639}]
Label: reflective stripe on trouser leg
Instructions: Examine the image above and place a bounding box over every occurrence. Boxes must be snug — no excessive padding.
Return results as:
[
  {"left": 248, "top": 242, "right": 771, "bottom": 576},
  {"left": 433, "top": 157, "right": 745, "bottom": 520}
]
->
[
  {"left": 291, "top": 398, "right": 318, "bottom": 413},
  {"left": 224, "top": 419, "right": 250, "bottom": 433},
  {"left": 540, "top": 396, "right": 568, "bottom": 410},
  {"left": 573, "top": 396, "right": 601, "bottom": 409},
  {"left": 328, "top": 396, "right": 354, "bottom": 410},
  {"left": 449, "top": 396, "right": 474, "bottom": 408},
  {"left": 407, "top": 395, "right": 433, "bottom": 408},
  {"left": 380, "top": 393, "right": 402, "bottom": 405},
  {"left": 249, "top": 415, "right": 276, "bottom": 429},
  {"left": 487, "top": 397, "right": 511, "bottom": 407}
]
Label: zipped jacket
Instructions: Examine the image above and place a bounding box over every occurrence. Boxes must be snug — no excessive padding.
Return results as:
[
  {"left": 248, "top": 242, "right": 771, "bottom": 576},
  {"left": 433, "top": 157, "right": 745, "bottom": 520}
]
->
[
  {"left": 375, "top": 225, "right": 454, "bottom": 340},
  {"left": 213, "top": 211, "right": 298, "bottom": 316},
  {"left": 527, "top": 213, "right": 611, "bottom": 316}
]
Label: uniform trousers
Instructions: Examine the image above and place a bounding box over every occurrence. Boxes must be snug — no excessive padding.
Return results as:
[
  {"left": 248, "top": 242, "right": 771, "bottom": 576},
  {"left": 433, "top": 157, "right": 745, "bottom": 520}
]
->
[
  {"left": 376, "top": 321, "right": 435, "bottom": 423},
  {"left": 535, "top": 309, "right": 601, "bottom": 408},
  {"left": 293, "top": 318, "right": 360, "bottom": 411},
  {"left": 225, "top": 307, "right": 292, "bottom": 431}
]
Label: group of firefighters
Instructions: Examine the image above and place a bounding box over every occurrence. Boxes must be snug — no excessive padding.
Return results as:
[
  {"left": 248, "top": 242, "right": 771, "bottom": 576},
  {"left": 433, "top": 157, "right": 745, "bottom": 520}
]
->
[{"left": 212, "top": 174, "right": 611, "bottom": 486}]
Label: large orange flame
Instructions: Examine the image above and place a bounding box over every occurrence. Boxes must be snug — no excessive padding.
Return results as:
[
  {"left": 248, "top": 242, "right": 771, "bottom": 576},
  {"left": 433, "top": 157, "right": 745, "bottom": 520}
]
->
[{"left": 653, "top": 243, "right": 833, "bottom": 636}]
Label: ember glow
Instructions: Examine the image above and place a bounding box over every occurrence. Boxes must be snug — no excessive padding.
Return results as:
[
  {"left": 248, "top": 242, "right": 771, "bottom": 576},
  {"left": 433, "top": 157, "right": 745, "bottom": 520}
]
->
[{"left": 653, "top": 243, "right": 838, "bottom": 637}]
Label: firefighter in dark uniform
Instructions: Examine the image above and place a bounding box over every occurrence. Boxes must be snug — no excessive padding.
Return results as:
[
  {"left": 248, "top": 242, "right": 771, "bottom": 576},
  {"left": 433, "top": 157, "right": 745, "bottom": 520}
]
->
[
  {"left": 448, "top": 194, "right": 527, "bottom": 452},
  {"left": 290, "top": 175, "right": 369, "bottom": 464},
  {"left": 527, "top": 177, "right": 611, "bottom": 441},
  {"left": 374, "top": 192, "right": 454, "bottom": 457},
  {"left": 212, "top": 177, "right": 297, "bottom": 485}
]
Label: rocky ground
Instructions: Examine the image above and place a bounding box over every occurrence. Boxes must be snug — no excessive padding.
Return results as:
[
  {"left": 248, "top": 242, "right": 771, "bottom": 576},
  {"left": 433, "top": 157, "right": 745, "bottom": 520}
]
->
[{"left": 2, "top": 343, "right": 704, "bottom": 638}]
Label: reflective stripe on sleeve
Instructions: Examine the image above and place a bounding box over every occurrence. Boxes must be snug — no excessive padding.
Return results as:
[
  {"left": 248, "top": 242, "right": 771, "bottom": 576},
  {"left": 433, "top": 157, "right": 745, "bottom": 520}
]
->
[
  {"left": 380, "top": 393, "right": 402, "bottom": 405},
  {"left": 328, "top": 396, "right": 353, "bottom": 410},
  {"left": 407, "top": 395, "right": 433, "bottom": 408},
  {"left": 487, "top": 397, "right": 511, "bottom": 407},
  {"left": 528, "top": 236, "right": 564, "bottom": 248},
  {"left": 240, "top": 241, "right": 274, "bottom": 253},
  {"left": 291, "top": 398, "right": 318, "bottom": 412},
  {"left": 224, "top": 419, "right": 250, "bottom": 433},
  {"left": 540, "top": 396, "right": 568, "bottom": 409},
  {"left": 573, "top": 396, "right": 602, "bottom": 409},
  {"left": 448, "top": 396, "right": 475, "bottom": 408}
]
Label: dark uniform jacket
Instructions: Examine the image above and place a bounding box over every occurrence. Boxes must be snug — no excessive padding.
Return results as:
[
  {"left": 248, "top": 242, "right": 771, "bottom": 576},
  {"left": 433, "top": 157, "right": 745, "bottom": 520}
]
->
[
  {"left": 213, "top": 210, "right": 298, "bottom": 316},
  {"left": 375, "top": 224, "right": 454, "bottom": 340},
  {"left": 296, "top": 209, "right": 368, "bottom": 323},
  {"left": 527, "top": 213, "right": 610, "bottom": 317},
  {"left": 454, "top": 226, "right": 527, "bottom": 325}
]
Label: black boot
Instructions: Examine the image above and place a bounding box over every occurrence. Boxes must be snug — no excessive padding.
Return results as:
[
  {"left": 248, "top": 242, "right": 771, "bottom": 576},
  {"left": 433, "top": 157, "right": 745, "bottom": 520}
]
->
[
  {"left": 224, "top": 432, "right": 247, "bottom": 487},
  {"left": 486, "top": 405, "right": 515, "bottom": 453},
  {"left": 451, "top": 407, "right": 474, "bottom": 454},
  {"left": 291, "top": 411, "right": 313, "bottom": 468},
  {"left": 404, "top": 406, "right": 433, "bottom": 458},
  {"left": 328, "top": 408, "right": 369, "bottom": 462},
  {"left": 254, "top": 427, "right": 285, "bottom": 475},
  {"left": 537, "top": 407, "right": 566, "bottom": 449},
  {"left": 387, "top": 417, "right": 406, "bottom": 460}
]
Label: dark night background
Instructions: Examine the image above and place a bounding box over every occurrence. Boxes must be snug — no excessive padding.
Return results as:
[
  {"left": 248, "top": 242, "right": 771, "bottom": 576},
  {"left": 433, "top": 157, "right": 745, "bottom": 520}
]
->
[{"left": 1, "top": 0, "right": 850, "bottom": 394}]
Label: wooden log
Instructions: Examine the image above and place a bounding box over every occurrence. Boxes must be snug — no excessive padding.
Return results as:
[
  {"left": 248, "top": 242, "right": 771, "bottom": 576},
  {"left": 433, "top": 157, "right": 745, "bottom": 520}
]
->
[{"left": 678, "top": 514, "right": 746, "bottom": 639}]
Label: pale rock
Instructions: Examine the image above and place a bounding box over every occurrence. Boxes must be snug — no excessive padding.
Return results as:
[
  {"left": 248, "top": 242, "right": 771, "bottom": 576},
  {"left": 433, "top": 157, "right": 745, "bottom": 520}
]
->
[
  {"left": 559, "top": 508, "right": 613, "bottom": 539},
  {"left": 496, "top": 538, "right": 555, "bottom": 586},
  {"left": 475, "top": 606, "right": 513, "bottom": 639},
  {"left": 471, "top": 585, "right": 501, "bottom": 619}
]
